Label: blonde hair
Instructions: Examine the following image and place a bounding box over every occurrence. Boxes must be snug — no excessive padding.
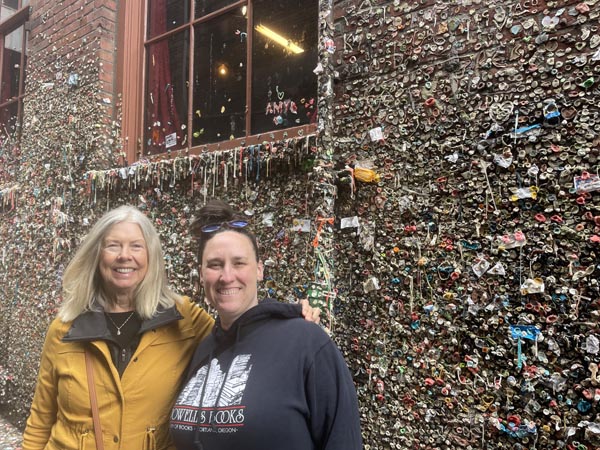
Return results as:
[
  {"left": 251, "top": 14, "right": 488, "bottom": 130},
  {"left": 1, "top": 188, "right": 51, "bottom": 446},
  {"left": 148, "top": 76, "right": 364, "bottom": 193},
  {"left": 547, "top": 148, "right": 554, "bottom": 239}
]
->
[{"left": 58, "top": 205, "right": 181, "bottom": 321}]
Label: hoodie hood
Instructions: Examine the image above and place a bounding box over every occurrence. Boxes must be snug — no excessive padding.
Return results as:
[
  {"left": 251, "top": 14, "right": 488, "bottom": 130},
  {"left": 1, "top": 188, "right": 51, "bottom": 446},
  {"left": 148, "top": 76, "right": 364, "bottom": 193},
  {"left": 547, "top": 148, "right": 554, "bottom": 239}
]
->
[
  {"left": 178, "top": 297, "right": 304, "bottom": 443},
  {"left": 182, "top": 298, "right": 303, "bottom": 383}
]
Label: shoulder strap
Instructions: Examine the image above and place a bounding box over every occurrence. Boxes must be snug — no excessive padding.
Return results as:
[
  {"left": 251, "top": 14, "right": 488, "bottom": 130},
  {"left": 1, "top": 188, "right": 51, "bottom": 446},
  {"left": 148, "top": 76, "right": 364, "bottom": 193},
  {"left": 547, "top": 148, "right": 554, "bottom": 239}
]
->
[{"left": 85, "top": 349, "right": 105, "bottom": 450}]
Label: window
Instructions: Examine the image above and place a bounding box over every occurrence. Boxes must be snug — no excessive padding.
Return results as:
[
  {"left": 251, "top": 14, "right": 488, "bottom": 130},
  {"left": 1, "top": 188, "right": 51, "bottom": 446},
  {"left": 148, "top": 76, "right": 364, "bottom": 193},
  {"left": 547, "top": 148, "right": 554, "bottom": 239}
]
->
[
  {"left": 0, "top": 0, "right": 28, "bottom": 142},
  {"left": 142, "top": 0, "right": 318, "bottom": 156}
]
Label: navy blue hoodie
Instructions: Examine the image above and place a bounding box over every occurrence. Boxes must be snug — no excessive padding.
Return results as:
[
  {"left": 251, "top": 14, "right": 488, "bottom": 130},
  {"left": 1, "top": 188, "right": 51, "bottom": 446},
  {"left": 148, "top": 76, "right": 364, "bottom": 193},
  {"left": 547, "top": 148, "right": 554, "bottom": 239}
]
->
[{"left": 170, "top": 299, "right": 362, "bottom": 450}]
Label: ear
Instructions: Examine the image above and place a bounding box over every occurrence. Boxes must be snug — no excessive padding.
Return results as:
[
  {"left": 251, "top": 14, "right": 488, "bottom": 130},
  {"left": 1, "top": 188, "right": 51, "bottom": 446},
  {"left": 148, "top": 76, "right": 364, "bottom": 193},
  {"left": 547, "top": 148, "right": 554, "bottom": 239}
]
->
[{"left": 257, "top": 260, "right": 264, "bottom": 282}]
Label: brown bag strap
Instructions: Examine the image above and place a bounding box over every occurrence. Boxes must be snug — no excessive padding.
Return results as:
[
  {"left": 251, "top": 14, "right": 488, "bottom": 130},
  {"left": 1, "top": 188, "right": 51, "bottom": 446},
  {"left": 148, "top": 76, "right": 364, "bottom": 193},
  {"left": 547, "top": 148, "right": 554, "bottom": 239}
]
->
[{"left": 85, "top": 349, "right": 105, "bottom": 450}]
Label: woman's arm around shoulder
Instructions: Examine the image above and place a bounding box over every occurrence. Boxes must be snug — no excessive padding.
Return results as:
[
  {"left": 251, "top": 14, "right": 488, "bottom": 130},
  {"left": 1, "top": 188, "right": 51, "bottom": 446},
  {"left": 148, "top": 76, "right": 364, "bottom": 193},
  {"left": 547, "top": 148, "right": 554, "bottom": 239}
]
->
[{"left": 178, "top": 296, "right": 215, "bottom": 345}]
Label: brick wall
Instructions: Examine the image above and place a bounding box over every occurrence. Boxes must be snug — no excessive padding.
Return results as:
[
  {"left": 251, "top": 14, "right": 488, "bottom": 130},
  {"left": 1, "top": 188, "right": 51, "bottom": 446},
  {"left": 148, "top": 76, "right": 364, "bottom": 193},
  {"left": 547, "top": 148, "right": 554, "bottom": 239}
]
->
[{"left": 0, "top": 0, "right": 120, "bottom": 424}]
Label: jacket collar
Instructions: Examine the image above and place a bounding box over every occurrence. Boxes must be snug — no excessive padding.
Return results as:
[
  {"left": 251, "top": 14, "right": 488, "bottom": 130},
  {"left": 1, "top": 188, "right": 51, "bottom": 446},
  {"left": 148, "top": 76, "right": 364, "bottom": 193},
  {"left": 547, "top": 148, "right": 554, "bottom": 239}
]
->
[{"left": 62, "top": 304, "right": 183, "bottom": 342}]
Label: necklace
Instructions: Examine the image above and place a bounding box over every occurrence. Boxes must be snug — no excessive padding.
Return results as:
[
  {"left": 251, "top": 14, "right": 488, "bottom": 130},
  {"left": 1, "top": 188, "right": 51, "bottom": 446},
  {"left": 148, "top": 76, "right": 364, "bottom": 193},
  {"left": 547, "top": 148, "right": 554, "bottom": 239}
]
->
[{"left": 105, "top": 311, "right": 136, "bottom": 336}]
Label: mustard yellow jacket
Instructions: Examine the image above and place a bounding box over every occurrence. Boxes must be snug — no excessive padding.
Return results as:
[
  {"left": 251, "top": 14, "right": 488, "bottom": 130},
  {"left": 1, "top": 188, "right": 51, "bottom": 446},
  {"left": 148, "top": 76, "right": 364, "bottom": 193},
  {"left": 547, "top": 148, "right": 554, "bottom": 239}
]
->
[{"left": 22, "top": 297, "right": 214, "bottom": 450}]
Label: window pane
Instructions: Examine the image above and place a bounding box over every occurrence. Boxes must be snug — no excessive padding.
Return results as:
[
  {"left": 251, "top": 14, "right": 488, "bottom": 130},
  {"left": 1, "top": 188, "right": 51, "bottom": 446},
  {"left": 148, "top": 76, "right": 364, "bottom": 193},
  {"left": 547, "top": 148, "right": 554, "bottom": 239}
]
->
[
  {"left": 0, "top": 0, "right": 19, "bottom": 21},
  {"left": 195, "top": 0, "right": 237, "bottom": 18},
  {"left": 0, "top": 101, "right": 18, "bottom": 136},
  {"left": 144, "top": 31, "right": 189, "bottom": 155},
  {"left": 23, "top": 28, "right": 28, "bottom": 78},
  {"left": 1, "top": 25, "right": 24, "bottom": 103},
  {"left": 147, "top": 0, "right": 190, "bottom": 39},
  {"left": 192, "top": 9, "right": 247, "bottom": 146},
  {"left": 251, "top": 0, "right": 318, "bottom": 135}
]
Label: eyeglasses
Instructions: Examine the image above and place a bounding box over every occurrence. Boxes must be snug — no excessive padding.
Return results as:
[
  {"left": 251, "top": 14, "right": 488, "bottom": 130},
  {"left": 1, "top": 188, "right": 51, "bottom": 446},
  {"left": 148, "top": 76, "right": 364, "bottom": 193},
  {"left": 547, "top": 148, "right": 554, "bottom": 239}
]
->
[{"left": 200, "top": 220, "right": 249, "bottom": 233}]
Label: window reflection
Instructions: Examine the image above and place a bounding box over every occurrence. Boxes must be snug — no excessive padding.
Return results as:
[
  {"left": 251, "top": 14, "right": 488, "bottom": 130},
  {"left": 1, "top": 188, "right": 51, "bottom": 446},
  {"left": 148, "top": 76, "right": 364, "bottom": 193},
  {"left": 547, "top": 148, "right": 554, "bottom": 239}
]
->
[
  {"left": 144, "top": 31, "right": 189, "bottom": 155},
  {"left": 0, "top": 3, "right": 27, "bottom": 141},
  {"left": 147, "top": 0, "right": 190, "bottom": 39},
  {"left": 0, "top": 102, "right": 17, "bottom": 135},
  {"left": 1, "top": 26, "right": 24, "bottom": 103},
  {"left": 195, "top": 0, "right": 237, "bottom": 18},
  {"left": 192, "top": 9, "right": 247, "bottom": 145},
  {"left": 0, "top": 0, "right": 19, "bottom": 20},
  {"left": 251, "top": 0, "right": 318, "bottom": 135}
]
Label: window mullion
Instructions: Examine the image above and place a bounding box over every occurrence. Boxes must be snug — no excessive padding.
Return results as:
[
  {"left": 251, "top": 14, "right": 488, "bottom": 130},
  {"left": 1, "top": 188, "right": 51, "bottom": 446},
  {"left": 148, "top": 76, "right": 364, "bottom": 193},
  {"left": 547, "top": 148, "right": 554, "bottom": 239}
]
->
[
  {"left": 0, "top": 36, "right": 4, "bottom": 96},
  {"left": 17, "top": 28, "right": 27, "bottom": 132},
  {"left": 245, "top": 0, "right": 253, "bottom": 139},
  {"left": 19, "top": 29, "right": 26, "bottom": 97},
  {"left": 187, "top": 22, "right": 194, "bottom": 150},
  {"left": 186, "top": 0, "right": 195, "bottom": 150}
]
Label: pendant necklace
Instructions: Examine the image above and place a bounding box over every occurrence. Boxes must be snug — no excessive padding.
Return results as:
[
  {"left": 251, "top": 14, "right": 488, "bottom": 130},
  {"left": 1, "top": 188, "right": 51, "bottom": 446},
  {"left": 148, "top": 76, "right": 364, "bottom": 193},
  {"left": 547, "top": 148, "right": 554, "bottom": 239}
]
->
[{"left": 106, "top": 311, "right": 136, "bottom": 336}]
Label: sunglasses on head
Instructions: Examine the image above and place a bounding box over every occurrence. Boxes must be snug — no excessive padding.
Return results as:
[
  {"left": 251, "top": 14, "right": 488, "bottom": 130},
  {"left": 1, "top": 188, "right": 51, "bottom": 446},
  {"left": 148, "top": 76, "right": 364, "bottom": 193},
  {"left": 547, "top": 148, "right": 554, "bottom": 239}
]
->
[{"left": 200, "top": 220, "right": 249, "bottom": 233}]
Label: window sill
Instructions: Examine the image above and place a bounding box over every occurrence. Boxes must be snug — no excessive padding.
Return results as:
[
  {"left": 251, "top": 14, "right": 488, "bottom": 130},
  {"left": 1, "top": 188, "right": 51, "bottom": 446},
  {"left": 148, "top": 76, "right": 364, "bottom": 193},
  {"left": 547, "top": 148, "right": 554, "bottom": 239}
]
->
[{"left": 143, "top": 123, "right": 317, "bottom": 161}]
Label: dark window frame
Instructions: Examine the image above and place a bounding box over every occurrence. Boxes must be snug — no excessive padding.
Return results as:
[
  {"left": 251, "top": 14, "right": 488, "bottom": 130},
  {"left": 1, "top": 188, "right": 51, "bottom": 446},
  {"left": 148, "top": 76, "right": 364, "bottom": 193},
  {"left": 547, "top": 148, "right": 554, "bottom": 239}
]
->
[
  {"left": 0, "top": 3, "right": 29, "bottom": 142},
  {"left": 118, "top": 1, "right": 317, "bottom": 162}
]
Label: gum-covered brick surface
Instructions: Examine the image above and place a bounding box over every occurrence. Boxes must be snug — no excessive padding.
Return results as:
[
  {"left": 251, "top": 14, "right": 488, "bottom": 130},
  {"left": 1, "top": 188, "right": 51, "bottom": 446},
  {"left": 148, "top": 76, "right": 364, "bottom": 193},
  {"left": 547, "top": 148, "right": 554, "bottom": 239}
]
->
[{"left": 0, "top": 414, "right": 22, "bottom": 450}]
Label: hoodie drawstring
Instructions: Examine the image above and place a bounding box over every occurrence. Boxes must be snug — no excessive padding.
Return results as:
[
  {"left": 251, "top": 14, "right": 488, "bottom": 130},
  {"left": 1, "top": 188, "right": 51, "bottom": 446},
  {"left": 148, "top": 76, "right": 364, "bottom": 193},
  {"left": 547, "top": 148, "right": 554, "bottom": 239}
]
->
[{"left": 193, "top": 357, "right": 212, "bottom": 450}]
